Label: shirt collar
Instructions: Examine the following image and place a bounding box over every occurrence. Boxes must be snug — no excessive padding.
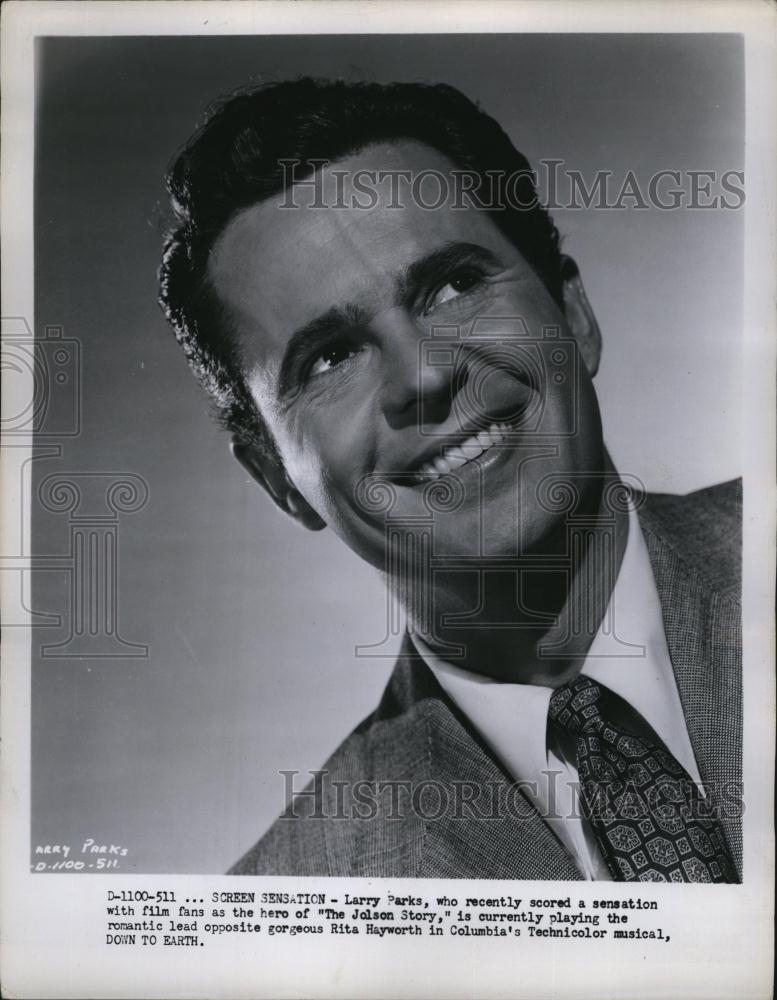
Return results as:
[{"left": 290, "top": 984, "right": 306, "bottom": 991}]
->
[
  {"left": 414, "top": 505, "right": 700, "bottom": 787},
  {"left": 583, "top": 503, "right": 695, "bottom": 776},
  {"left": 414, "top": 636, "right": 554, "bottom": 792}
]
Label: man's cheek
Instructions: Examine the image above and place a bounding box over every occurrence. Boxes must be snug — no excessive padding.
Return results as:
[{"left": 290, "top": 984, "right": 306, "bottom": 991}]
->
[
  {"left": 270, "top": 408, "right": 322, "bottom": 482},
  {"left": 286, "top": 447, "right": 329, "bottom": 515},
  {"left": 282, "top": 436, "right": 354, "bottom": 521},
  {"left": 319, "top": 449, "right": 365, "bottom": 514}
]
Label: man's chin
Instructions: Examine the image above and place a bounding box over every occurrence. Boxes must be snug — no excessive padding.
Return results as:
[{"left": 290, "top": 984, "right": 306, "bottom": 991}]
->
[{"left": 420, "top": 503, "right": 554, "bottom": 561}]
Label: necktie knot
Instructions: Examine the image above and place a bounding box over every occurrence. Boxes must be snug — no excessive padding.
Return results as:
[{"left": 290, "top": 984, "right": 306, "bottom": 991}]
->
[{"left": 548, "top": 675, "right": 604, "bottom": 735}]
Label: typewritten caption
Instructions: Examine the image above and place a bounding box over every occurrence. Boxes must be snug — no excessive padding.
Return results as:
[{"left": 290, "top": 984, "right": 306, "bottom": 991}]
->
[{"left": 104, "top": 889, "right": 671, "bottom": 948}]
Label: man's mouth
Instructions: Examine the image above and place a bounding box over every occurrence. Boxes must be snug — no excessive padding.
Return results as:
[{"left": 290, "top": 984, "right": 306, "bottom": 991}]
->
[{"left": 415, "top": 421, "right": 513, "bottom": 481}]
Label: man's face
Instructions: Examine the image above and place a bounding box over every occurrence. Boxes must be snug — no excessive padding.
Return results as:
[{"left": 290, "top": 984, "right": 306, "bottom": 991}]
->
[{"left": 209, "top": 141, "right": 604, "bottom": 571}]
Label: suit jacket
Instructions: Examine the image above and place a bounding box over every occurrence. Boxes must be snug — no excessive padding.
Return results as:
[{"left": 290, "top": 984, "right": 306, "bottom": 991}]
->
[{"left": 230, "top": 480, "right": 742, "bottom": 880}]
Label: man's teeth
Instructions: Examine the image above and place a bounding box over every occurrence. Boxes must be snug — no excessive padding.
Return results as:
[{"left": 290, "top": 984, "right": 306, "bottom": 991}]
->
[{"left": 418, "top": 422, "right": 511, "bottom": 479}]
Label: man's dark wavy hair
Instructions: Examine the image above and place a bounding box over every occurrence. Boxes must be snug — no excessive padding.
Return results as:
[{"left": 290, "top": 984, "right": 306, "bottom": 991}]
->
[{"left": 158, "top": 77, "right": 563, "bottom": 456}]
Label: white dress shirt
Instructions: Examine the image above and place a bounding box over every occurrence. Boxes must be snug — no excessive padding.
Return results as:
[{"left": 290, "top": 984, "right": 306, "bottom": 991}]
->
[{"left": 414, "top": 506, "right": 703, "bottom": 880}]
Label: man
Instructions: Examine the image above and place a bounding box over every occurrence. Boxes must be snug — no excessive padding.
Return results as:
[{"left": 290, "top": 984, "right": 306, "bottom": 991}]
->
[{"left": 159, "top": 78, "right": 742, "bottom": 881}]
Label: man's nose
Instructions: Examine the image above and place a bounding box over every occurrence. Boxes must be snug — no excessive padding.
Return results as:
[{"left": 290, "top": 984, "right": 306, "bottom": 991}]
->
[{"left": 376, "top": 310, "right": 457, "bottom": 430}]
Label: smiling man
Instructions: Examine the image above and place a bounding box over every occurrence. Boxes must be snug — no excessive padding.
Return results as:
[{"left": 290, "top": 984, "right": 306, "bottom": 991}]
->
[{"left": 159, "top": 78, "right": 742, "bottom": 882}]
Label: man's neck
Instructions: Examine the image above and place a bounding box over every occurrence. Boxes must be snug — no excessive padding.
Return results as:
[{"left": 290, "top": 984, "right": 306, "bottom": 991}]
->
[{"left": 407, "top": 465, "right": 630, "bottom": 686}]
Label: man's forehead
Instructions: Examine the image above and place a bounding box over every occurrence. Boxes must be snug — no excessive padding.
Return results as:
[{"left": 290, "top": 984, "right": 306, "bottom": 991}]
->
[
  {"left": 292, "top": 139, "right": 460, "bottom": 207},
  {"left": 207, "top": 139, "right": 510, "bottom": 355},
  {"left": 210, "top": 139, "right": 475, "bottom": 267}
]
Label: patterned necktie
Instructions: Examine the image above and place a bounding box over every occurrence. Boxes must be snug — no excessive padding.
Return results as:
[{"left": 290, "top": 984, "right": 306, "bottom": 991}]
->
[{"left": 548, "top": 675, "right": 736, "bottom": 882}]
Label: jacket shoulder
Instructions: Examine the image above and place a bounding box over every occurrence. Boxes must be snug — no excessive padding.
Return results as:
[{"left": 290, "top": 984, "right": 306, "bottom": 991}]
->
[
  {"left": 228, "top": 654, "right": 434, "bottom": 876},
  {"left": 639, "top": 478, "right": 741, "bottom": 600}
]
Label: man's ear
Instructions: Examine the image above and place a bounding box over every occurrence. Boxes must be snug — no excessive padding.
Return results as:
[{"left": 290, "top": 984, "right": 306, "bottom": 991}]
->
[
  {"left": 230, "top": 439, "right": 326, "bottom": 531},
  {"left": 560, "top": 255, "right": 602, "bottom": 377}
]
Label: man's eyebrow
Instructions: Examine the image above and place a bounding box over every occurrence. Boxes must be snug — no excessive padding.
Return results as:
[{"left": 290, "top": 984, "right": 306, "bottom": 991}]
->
[
  {"left": 276, "top": 242, "right": 502, "bottom": 400},
  {"left": 398, "top": 241, "right": 504, "bottom": 306},
  {"left": 277, "top": 303, "right": 367, "bottom": 401}
]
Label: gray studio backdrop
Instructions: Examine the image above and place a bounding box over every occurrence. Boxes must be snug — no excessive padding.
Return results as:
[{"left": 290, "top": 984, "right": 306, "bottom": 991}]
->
[{"left": 31, "top": 34, "right": 743, "bottom": 873}]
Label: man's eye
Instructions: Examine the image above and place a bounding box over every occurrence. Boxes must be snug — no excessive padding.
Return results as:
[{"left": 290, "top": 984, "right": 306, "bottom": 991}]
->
[
  {"left": 309, "top": 341, "right": 359, "bottom": 378},
  {"left": 424, "top": 271, "right": 483, "bottom": 314}
]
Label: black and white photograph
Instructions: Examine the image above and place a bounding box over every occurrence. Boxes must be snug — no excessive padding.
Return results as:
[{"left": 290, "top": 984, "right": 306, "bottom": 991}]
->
[{"left": 2, "top": 2, "right": 775, "bottom": 998}]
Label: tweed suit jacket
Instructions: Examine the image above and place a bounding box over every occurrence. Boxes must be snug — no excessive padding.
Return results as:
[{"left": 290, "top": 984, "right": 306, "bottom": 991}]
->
[{"left": 230, "top": 480, "right": 742, "bottom": 880}]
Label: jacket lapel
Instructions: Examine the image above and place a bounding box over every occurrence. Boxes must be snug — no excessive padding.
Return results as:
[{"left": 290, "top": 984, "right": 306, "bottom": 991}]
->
[
  {"left": 638, "top": 504, "right": 743, "bottom": 876},
  {"left": 419, "top": 694, "right": 583, "bottom": 879},
  {"left": 388, "top": 639, "right": 582, "bottom": 880}
]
